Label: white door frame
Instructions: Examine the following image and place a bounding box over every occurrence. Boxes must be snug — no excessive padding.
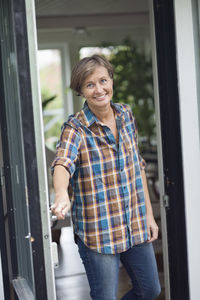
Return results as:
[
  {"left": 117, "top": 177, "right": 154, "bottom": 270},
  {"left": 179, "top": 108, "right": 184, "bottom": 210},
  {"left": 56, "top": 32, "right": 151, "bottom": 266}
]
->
[
  {"left": 0, "top": 251, "right": 5, "bottom": 300},
  {"left": 173, "top": 0, "right": 200, "bottom": 299}
]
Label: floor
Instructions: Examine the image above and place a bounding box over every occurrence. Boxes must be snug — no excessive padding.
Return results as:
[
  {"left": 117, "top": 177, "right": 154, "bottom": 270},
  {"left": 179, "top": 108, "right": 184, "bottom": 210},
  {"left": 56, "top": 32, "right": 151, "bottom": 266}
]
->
[
  {"left": 55, "top": 227, "right": 90, "bottom": 300},
  {"left": 55, "top": 227, "right": 165, "bottom": 300}
]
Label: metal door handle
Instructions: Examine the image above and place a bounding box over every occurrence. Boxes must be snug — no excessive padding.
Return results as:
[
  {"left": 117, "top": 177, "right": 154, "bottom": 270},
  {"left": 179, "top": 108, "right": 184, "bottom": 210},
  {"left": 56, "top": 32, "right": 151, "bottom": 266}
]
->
[{"left": 49, "top": 209, "right": 58, "bottom": 227}]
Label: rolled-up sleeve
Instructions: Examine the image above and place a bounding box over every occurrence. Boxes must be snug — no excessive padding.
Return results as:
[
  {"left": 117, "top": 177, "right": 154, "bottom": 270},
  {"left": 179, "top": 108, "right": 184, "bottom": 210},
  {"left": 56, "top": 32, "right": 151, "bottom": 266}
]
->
[{"left": 51, "top": 123, "right": 81, "bottom": 176}]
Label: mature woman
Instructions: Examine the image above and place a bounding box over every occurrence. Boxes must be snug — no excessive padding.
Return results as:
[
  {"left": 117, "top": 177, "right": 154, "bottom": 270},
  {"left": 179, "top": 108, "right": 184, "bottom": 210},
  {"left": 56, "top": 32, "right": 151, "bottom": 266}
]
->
[{"left": 51, "top": 55, "right": 161, "bottom": 300}]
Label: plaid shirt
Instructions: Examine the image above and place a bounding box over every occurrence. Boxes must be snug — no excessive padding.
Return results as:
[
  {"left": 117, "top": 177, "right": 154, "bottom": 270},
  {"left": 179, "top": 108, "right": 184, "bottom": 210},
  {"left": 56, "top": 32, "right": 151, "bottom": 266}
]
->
[{"left": 52, "top": 102, "right": 148, "bottom": 254}]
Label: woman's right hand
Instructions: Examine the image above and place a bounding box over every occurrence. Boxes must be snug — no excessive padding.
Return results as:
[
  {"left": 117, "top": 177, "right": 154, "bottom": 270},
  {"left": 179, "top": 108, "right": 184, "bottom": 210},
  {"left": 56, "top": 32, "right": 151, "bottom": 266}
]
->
[
  {"left": 52, "top": 165, "right": 71, "bottom": 220},
  {"left": 51, "top": 189, "right": 71, "bottom": 220}
]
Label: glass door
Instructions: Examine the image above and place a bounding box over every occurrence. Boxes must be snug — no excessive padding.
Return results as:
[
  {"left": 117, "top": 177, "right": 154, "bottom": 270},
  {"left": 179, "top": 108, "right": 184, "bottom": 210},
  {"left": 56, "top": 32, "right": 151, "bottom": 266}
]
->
[{"left": 0, "top": 0, "right": 56, "bottom": 298}]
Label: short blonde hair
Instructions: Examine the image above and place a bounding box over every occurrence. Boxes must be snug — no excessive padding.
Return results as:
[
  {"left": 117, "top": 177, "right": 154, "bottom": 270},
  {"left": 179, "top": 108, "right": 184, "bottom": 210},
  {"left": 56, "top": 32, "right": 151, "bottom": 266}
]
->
[{"left": 70, "top": 55, "right": 113, "bottom": 95}]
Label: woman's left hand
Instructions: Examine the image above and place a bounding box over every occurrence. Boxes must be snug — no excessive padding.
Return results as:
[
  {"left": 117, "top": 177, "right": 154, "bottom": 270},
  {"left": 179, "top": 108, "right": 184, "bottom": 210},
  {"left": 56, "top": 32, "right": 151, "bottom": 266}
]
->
[{"left": 146, "top": 214, "right": 159, "bottom": 243}]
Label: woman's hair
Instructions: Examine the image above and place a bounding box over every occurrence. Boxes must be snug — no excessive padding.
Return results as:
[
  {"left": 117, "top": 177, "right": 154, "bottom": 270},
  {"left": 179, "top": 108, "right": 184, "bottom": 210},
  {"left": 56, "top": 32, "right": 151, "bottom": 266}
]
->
[{"left": 70, "top": 55, "right": 114, "bottom": 95}]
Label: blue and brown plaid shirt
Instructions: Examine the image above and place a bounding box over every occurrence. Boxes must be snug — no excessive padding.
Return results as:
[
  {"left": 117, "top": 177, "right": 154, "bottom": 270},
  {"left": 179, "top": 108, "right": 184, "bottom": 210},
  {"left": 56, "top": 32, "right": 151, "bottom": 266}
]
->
[{"left": 52, "top": 101, "right": 148, "bottom": 254}]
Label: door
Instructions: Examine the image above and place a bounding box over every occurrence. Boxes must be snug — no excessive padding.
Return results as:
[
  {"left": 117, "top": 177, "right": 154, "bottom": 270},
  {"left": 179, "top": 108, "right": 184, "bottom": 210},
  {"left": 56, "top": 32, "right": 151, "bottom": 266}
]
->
[
  {"left": 149, "top": 0, "right": 190, "bottom": 299},
  {"left": 0, "top": 0, "right": 56, "bottom": 299}
]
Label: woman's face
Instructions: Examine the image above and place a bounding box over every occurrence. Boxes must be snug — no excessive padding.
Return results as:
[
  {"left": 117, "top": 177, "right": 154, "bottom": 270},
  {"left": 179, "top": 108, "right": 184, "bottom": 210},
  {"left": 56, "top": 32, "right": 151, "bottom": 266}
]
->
[{"left": 81, "top": 66, "right": 113, "bottom": 111}]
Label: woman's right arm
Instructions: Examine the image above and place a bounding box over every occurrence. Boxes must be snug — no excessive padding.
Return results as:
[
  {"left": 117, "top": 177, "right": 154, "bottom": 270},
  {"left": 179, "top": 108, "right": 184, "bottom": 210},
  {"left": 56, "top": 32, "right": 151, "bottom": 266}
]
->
[{"left": 52, "top": 165, "right": 71, "bottom": 220}]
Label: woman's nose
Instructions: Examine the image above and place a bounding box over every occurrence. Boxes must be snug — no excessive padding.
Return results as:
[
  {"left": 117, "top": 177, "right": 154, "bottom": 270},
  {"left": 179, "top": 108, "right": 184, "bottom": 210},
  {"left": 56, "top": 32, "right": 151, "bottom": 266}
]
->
[{"left": 95, "top": 83, "right": 103, "bottom": 94}]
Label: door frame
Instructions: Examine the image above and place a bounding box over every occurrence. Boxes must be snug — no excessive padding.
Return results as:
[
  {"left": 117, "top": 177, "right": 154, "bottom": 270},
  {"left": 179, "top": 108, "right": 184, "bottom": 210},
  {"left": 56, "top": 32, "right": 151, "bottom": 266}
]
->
[{"left": 149, "top": 0, "right": 190, "bottom": 299}]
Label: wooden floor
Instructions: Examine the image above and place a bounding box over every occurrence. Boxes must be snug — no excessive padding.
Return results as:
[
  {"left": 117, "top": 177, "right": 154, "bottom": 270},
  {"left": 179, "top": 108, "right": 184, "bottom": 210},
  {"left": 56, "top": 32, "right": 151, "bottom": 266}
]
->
[{"left": 55, "top": 227, "right": 165, "bottom": 300}]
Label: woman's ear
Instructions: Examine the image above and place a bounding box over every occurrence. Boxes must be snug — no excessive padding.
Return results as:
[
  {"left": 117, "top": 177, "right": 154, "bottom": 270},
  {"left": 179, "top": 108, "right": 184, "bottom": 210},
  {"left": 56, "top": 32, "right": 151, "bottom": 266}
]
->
[
  {"left": 78, "top": 89, "right": 83, "bottom": 97},
  {"left": 80, "top": 92, "right": 85, "bottom": 98},
  {"left": 76, "top": 90, "right": 83, "bottom": 97}
]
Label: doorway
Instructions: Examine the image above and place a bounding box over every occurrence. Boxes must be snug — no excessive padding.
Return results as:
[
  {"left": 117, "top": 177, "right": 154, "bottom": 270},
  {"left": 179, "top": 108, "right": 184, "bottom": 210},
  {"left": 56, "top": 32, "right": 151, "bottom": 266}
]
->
[{"left": 35, "top": 1, "right": 172, "bottom": 299}]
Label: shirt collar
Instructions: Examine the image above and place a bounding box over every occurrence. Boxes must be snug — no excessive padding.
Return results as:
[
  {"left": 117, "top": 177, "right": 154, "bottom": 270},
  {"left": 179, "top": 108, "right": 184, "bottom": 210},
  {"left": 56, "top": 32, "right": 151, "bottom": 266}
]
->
[{"left": 82, "top": 101, "right": 125, "bottom": 128}]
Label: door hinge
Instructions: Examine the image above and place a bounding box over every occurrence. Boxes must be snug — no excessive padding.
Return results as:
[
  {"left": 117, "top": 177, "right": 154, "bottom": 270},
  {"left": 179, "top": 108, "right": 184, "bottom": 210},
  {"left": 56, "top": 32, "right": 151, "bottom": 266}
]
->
[
  {"left": 0, "top": 166, "right": 4, "bottom": 186},
  {"left": 163, "top": 194, "right": 169, "bottom": 208},
  {"left": 52, "top": 242, "right": 59, "bottom": 268}
]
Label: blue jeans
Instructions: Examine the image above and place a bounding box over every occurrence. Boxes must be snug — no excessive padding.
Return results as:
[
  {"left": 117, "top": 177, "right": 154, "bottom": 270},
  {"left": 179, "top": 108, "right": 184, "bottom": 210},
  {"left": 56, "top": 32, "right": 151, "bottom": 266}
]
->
[{"left": 76, "top": 236, "right": 161, "bottom": 300}]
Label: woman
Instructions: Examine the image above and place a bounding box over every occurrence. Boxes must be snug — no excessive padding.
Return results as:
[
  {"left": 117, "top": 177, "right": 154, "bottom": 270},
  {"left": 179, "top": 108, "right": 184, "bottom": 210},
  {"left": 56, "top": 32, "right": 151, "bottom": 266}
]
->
[{"left": 51, "top": 55, "right": 161, "bottom": 300}]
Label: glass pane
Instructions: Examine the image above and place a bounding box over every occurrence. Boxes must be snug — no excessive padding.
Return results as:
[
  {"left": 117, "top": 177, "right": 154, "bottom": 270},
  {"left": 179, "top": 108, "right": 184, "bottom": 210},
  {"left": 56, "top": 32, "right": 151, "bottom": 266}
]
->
[
  {"left": 0, "top": 0, "right": 34, "bottom": 292},
  {"left": 38, "top": 49, "right": 64, "bottom": 151}
]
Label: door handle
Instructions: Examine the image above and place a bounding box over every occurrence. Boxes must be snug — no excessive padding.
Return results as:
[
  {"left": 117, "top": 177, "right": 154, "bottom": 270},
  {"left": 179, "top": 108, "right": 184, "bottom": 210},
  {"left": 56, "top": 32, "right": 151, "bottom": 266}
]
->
[{"left": 49, "top": 209, "right": 58, "bottom": 227}]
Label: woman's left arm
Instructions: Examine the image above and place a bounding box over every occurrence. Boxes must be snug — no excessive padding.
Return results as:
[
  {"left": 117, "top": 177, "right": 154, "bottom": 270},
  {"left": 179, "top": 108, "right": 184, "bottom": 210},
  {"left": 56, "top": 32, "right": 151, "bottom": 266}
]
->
[{"left": 141, "top": 169, "right": 159, "bottom": 243}]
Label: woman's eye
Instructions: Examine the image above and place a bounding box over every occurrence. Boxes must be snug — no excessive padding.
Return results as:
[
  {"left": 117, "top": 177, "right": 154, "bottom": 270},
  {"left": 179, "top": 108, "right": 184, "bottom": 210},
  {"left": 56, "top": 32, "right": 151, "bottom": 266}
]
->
[
  {"left": 101, "top": 79, "right": 107, "bottom": 83},
  {"left": 86, "top": 83, "right": 94, "bottom": 88}
]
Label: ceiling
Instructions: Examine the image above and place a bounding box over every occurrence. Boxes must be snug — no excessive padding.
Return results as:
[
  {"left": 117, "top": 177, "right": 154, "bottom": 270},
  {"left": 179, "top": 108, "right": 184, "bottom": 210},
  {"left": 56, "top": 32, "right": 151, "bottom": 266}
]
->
[
  {"left": 35, "top": 0, "right": 150, "bottom": 51},
  {"left": 35, "top": 0, "right": 149, "bottom": 30},
  {"left": 35, "top": 0, "right": 148, "bottom": 17}
]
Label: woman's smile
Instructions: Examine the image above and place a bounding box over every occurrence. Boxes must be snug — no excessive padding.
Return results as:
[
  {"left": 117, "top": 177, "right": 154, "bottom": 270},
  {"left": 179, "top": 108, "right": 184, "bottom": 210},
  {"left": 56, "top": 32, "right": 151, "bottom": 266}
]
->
[{"left": 94, "top": 93, "right": 107, "bottom": 100}]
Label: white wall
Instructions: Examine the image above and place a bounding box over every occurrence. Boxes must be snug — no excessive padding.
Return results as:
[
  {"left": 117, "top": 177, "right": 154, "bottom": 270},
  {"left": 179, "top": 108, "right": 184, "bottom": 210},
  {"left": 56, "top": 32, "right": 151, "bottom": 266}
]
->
[{"left": 174, "top": 0, "right": 200, "bottom": 299}]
